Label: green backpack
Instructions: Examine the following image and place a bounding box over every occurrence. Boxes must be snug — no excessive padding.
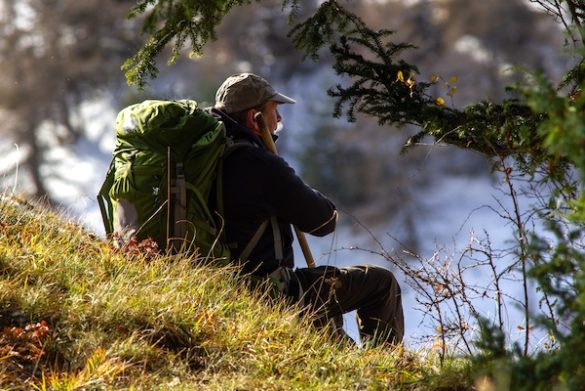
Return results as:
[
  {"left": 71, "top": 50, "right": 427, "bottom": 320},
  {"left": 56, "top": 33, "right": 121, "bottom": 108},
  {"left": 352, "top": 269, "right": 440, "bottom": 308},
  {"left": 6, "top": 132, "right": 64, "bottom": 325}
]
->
[{"left": 97, "top": 99, "right": 232, "bottom": 260}]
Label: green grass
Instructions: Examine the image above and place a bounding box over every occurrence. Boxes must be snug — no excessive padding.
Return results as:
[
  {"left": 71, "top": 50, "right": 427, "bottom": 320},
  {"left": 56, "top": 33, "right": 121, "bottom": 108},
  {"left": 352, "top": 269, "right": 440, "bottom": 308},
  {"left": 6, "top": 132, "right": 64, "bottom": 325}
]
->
[{"left": 0, "top": 195, "right": 473, "bottom": 390}]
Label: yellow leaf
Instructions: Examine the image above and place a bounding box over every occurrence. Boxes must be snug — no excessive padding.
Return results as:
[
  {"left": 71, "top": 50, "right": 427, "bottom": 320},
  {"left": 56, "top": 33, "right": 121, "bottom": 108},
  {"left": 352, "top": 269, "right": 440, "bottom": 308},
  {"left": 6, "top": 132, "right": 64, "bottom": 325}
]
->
[
  {"left": 448, "top": 76, "right": 458, "bottom": 84},
  {"left": 435, "top": 97, "right": 445, "bottom": 106},
  {"left": 446, "top": 87, "right": 457, "bottom": 96},
  {"left": 431, "top": 74, "right": 440, "bottom": 83},
  {"left": 397, "top": 70, "right": 405, "bottom": 82}
]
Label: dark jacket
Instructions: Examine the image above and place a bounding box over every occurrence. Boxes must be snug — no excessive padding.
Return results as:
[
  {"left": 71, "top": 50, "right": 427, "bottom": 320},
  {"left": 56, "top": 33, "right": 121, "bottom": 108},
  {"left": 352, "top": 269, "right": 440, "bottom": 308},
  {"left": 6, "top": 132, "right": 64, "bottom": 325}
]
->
[{"left": 209, "top": 108, "right": 337, "bottom": 276}]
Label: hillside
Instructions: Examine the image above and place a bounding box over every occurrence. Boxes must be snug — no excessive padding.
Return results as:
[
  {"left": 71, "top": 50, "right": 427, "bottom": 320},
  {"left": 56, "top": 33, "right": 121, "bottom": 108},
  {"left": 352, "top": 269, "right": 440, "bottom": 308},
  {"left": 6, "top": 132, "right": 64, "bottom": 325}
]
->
[{"left": 0, "top": 195, "right": 472, "bottom": 390}]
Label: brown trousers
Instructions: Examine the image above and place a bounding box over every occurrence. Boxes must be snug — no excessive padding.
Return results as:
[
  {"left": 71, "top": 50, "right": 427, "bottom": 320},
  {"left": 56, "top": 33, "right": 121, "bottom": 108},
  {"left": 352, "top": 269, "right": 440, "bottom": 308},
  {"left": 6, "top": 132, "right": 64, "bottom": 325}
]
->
[{"left": 292, "top": 265, "right": 404, "bottom": 346}]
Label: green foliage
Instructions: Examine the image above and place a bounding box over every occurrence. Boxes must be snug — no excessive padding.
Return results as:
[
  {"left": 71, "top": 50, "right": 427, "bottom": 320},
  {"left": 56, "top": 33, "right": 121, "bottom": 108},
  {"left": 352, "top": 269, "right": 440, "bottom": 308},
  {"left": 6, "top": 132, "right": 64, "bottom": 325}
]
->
[
  {"left": 296, "top": 8, "right": 549, "bottom": 163},
  {"left": 528, "top": 224, "right": 585, "bottom": 390},
  {"left": 123, "top": 0, "right": 257, "bottom": 88},
  {"left": 459, "top": 50, "right": 585, "bottom": 391},
  {"left": 520, "top": 70, "right": 585, "bottom": 216},
  {"left": 471, "top": 314, "right": 585, "bottom": 391},
  {"left": 512, "top": 67, "right": 585, "bottom": 389},
  {"left": 287, "top": 0, "right": 366, "bottom": 60}
]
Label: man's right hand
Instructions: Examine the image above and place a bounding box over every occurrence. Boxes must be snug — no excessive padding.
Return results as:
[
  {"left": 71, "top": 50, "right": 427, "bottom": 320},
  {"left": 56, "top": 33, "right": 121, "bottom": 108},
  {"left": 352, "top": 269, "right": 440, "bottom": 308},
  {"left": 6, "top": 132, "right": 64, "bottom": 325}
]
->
[{"left": 268, "top": 267, "right": 303, "bottom": 301}]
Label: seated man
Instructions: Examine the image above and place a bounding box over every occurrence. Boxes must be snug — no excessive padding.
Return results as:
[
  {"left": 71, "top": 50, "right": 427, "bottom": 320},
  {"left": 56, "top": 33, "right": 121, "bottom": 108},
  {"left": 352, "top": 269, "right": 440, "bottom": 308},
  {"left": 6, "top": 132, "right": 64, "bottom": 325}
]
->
[{"left": 210, "top": 73, "right": 404, "bottom": 346}]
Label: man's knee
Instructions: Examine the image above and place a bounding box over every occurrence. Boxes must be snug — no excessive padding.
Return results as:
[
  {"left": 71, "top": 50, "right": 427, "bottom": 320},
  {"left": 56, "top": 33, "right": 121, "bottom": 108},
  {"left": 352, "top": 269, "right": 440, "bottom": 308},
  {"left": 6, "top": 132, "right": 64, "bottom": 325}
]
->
[
  {"left": 346, "top": 264, "right": 401, "bottom": 294},
  {"left": 373, "top": 266, "right": 401, "bottom": 294}
]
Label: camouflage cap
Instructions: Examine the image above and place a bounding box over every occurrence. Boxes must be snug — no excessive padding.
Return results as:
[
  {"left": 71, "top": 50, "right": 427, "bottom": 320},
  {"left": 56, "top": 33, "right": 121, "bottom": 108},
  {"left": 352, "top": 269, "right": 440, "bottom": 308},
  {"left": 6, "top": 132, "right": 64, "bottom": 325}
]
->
[{"left": 214, "top": 73, "right": 296, "bottom": 113}]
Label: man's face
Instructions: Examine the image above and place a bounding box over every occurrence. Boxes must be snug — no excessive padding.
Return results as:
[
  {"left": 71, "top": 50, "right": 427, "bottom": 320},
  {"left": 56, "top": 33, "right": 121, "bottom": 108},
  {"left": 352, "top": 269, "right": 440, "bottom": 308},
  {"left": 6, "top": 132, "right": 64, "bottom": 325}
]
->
[{"left": 260, "top": 100, "right": 282, "bottom": 134}]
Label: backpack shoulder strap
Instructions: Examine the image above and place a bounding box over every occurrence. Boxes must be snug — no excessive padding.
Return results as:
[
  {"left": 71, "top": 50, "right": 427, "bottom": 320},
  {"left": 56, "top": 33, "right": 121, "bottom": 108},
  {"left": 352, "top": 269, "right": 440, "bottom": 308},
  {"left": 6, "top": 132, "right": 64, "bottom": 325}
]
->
[
  {"left": 236, "top": 217, "right": 284, "bottom": 263},
  {"left": 270, "top": 216, "right": 284, "bottom": 262},
  {"left": 224, "top": 137, "right": 256, "bottom": 158},
  {"left": 216, "top": 138, "right": 256, "bottom": 217},
  {"left": 216, "top": 138, "right": 284, "bottom": 263},
  {"left": 238, "top": 219, "right": 270, "bottom": 262},
  {"left": 97, "top": 158, "right": 116, "bottom": 236}
]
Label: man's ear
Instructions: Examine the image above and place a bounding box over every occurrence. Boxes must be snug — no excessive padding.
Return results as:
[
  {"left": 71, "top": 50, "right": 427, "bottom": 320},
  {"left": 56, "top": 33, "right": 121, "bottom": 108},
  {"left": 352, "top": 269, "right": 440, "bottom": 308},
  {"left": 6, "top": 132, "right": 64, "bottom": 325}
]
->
[{"left": 245, "top": 109, "right": 259, "bottom": 132}]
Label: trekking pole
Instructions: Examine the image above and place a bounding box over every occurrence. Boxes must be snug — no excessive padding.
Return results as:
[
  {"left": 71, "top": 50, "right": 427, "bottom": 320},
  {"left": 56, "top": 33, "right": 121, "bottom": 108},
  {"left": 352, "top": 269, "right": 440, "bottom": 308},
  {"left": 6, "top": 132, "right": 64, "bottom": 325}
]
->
[
  {"left": 166, "top": 147, "right": 172, "bottom": 252},
  {"left": 255, "top": 112, "right": 316, "bottom": 268}
]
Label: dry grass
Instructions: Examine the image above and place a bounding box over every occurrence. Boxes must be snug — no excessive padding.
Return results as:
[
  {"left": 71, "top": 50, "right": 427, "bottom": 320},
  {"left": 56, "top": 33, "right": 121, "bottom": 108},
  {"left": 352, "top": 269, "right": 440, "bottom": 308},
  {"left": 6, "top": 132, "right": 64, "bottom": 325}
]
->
[{"left": 0, "top": 194, "right": 472, "bottom": 390}]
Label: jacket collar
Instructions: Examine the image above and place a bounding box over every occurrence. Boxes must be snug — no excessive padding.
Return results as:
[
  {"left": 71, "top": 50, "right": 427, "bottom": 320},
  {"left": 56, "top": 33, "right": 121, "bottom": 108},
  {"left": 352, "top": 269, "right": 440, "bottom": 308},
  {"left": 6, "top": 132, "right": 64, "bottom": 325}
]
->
[{"left": 207, "top": 107, "right": 266, "bottom": 148}]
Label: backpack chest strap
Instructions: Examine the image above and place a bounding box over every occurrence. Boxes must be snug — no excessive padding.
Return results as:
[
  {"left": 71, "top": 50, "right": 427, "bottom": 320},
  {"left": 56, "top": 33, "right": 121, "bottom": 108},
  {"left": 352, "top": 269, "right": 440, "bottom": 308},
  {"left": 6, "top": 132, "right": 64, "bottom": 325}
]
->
[{"left": 270, "top": 216, "right": 284, "bottom": 261}]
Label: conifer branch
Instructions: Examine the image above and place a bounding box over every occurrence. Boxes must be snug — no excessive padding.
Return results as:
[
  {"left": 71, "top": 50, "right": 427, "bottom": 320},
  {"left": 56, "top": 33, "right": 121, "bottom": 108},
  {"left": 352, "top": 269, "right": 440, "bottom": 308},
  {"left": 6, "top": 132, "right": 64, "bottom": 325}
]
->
[
  {"left": 123, "top": 0, "right": 256, "bottom": 88},
  {"left": 123, "top": 0, "right": 563, "bottom": 173}
]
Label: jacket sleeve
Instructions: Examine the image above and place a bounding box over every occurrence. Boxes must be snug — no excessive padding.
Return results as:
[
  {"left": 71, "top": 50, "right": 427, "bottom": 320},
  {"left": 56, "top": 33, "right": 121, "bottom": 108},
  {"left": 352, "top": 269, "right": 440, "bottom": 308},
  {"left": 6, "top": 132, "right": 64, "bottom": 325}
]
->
[{"left": 260, "top": 152, "right": 337, "bottom": 236}]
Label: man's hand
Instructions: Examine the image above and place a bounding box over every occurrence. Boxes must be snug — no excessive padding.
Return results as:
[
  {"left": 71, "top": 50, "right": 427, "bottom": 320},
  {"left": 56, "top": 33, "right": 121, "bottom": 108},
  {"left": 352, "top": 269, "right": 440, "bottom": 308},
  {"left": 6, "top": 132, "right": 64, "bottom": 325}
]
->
[{"left": 268, "top": 267, "right": 303, "bottom": 301}]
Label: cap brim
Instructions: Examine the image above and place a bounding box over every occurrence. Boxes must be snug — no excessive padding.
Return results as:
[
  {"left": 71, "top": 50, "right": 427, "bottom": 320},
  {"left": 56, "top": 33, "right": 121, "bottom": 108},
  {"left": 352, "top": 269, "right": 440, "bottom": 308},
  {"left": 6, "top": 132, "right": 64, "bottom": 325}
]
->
[{"left": 271, "top": 92, "right": 296, "bottom": 105}]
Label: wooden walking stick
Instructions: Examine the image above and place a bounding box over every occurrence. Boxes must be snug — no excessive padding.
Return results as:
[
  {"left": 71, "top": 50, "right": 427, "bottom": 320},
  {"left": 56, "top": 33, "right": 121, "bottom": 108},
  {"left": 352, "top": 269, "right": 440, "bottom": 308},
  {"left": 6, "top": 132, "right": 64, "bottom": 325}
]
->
[{"left": 254, "top": 112, "right": 316, "bottom": 268}]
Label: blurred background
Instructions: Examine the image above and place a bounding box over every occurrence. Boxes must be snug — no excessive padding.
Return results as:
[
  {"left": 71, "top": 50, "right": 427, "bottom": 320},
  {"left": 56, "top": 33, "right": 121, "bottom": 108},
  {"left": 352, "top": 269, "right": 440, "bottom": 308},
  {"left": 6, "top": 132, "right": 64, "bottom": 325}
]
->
[{"left": 0, "top": 0, "right": 571, "bottom": 347}]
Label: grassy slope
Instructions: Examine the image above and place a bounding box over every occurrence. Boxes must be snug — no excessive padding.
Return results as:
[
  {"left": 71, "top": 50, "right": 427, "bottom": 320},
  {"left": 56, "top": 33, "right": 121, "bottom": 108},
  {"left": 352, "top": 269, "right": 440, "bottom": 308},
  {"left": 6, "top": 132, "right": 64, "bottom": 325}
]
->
[{"left": 0, "top": 195, "right": 472, "bottom": 390}]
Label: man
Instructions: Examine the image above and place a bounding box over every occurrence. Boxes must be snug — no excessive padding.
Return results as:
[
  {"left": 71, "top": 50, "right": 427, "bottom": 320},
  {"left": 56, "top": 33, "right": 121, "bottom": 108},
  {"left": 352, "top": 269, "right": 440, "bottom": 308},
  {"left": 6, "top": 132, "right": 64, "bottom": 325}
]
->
[{"left": 210, "top": 73, "right": 404, "bottom": 346}]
